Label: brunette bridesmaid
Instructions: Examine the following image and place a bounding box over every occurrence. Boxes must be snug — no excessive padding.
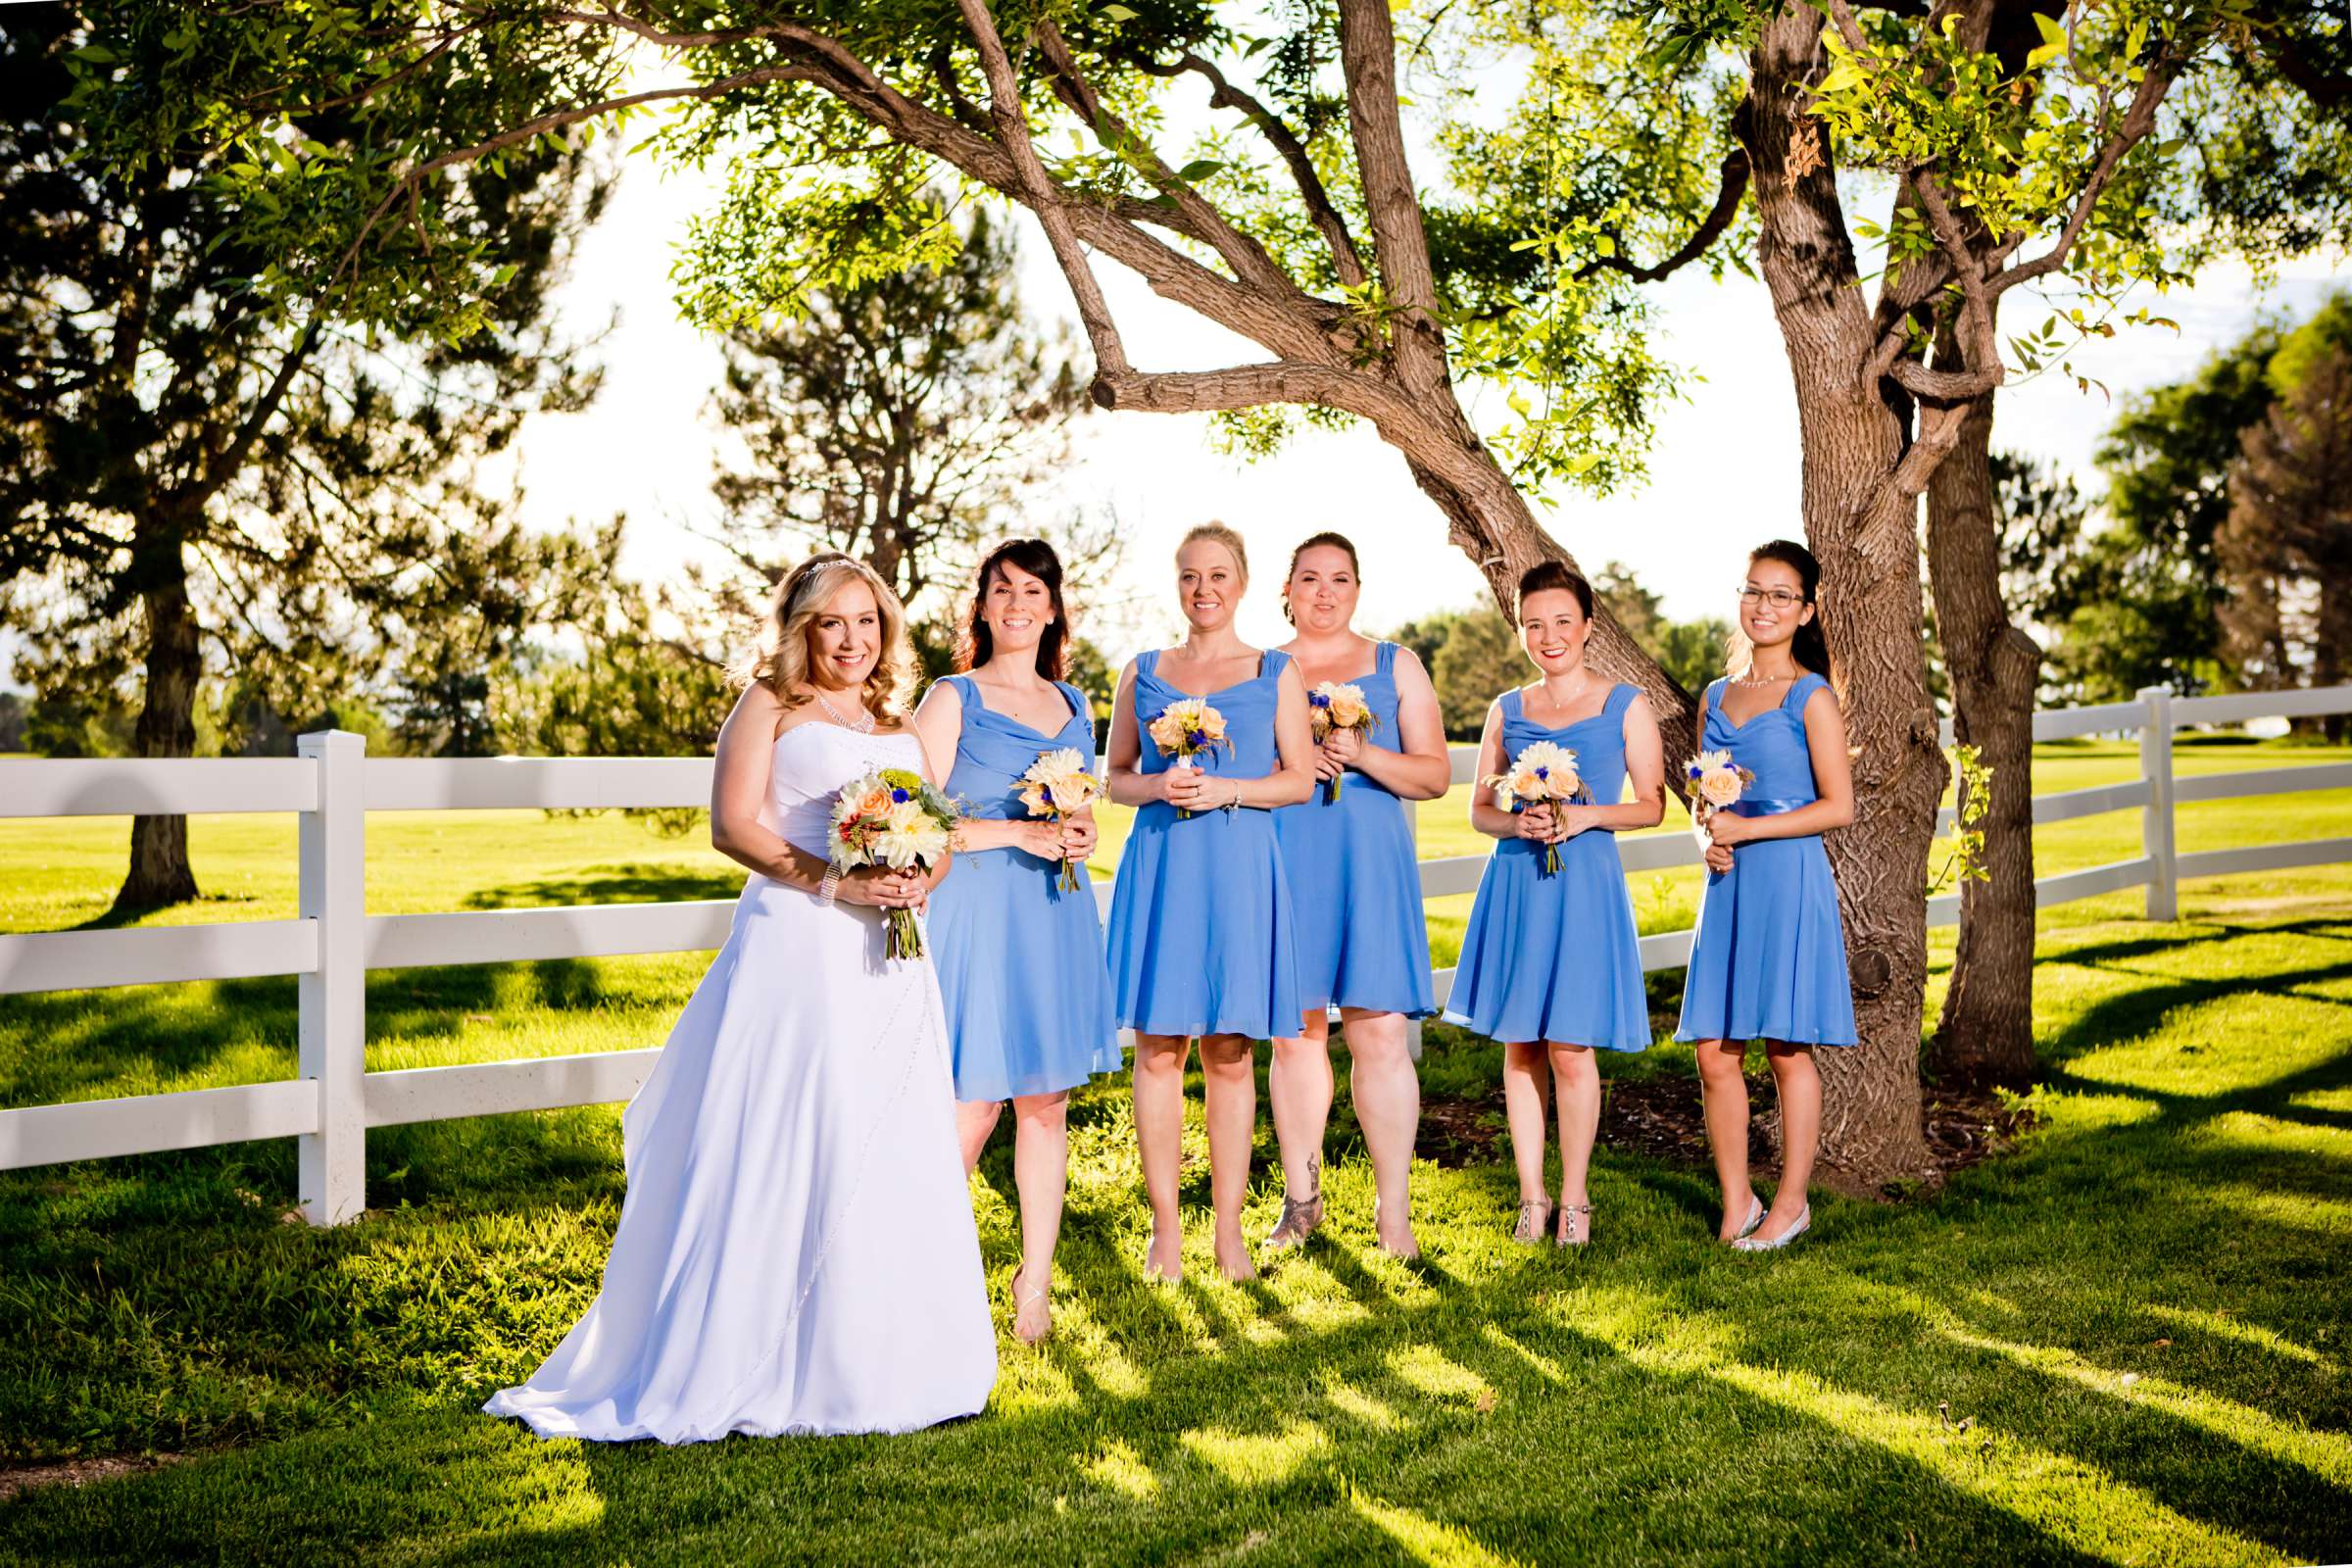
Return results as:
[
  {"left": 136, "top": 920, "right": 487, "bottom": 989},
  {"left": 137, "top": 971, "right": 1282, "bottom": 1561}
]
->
[
  {"left": 1103, "top": 523, "right": 1317, "bottom": 1282},
  {"left": 1676, "top": 539, "right": 1858, "bottom": 1250},
  {"left": 913, "top": 539, "right": 1121, "bottom": 1344},
  {"left": 1266, "top": 532, "right": 1447, "bottom": 1259},
  {"left": 1444, "top": 563, "right": 1663, "bottom": 1246}
]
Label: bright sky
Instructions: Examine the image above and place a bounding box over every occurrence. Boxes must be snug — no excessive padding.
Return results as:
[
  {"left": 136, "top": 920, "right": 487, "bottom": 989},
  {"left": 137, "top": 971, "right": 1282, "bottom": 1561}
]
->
[{"left": 505, "top": 115, "right": 2350, "bottom": 661}]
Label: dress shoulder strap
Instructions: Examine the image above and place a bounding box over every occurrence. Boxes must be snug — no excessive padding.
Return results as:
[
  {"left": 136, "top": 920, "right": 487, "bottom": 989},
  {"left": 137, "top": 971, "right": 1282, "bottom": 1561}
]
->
[
  {"left": 1055, "top": 680, "right": 1092, "bottom": 726},
  {"left": 1604, "top": 682, "right": 1638, "bottom": 721},
  {"left": 1375, "top": 640, "right": 1398, "bottom": 676},
  {"left": 1261, "top": 648, "right": 1292, "bottom": 679},
  {"left": 1500, "top": 685, "right": 1525, "bottom": 722},
  {"left": 1700, "top": 676, "right": 1728, "bottom": 721},
  {"left": 1784, "top": 671, "right": 1829, "bottom": 713}
]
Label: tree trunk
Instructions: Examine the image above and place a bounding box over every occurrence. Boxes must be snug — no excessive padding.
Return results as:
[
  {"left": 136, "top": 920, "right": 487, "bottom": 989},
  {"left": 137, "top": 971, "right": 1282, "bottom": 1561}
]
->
[
  {"left": 114, "top": 524, "right": 201, "bottom": 911},
  {"left": 1739, "top": 4, "right": 1939, "bottom": 1185},
  {"left": 1926, "top": 373, "right": 2042, "bottom": 1091}
]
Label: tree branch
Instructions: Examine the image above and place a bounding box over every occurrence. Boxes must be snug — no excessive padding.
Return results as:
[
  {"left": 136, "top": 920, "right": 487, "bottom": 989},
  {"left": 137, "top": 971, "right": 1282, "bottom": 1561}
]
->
[
  {"left": 1989, "top": 53, "right": 2178, "bottom": 297},
  {"left": 955, "top": 0, "right": 1133, "bottom": 383},
  {"left": 1126, "top": 47, "right": 1370, "bottom": 289},
  {"left": 1574, "top": 145, "right": 1751, "bottom": 284},
  {"left": 1031, "top": 23, "right": 1302, "bottom": 301},
  {"left": 1094, "top": 361, "right": 1390, "bottom": 415},
  {"left": 1335, "top": 0, "right": 1449, "bottom": 396}
]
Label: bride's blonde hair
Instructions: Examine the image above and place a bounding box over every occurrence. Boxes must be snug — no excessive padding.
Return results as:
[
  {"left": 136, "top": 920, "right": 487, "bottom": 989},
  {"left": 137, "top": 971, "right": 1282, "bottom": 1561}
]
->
[{"left": 733, "top": 553, "right": 914, "bottom": 725}]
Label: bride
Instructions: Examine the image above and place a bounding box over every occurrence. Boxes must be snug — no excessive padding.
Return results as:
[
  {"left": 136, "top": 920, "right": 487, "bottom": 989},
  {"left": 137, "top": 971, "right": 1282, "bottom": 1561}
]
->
[{"left": 484, "top": 553, "right": 996, "bottom": 1443}]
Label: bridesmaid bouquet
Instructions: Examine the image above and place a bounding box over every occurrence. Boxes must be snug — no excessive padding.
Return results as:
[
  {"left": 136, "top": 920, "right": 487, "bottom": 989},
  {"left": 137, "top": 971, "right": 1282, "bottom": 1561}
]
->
[
  {"left": 1307, "top": 681, "right": 1377, "bottom": 803},
  {"left": 1687, "top": 749, "right": 1758, "bottom": 852},
  {"left": 1147, "top": 698, "right": 1230, "bottom": 819},
  {"left": 1017, "top": 747, "right": 1102, "bottom": 894},
  {"left": 1484, "top": 740, "right": 1584, "bottom": 875},
  {"left": 829, "top": 766, "right": 957, "bottom": 959}
]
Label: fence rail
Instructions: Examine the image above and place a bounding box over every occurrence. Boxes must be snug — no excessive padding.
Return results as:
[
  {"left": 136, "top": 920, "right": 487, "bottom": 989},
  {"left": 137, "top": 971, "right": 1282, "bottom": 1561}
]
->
[{"left": 4, "top": 683, "right": 2348, "bottom": 1222}]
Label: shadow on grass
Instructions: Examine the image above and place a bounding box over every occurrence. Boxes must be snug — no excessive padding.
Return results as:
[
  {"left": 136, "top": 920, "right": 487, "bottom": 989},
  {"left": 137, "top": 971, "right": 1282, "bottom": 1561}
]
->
[{"left": 460, "top": 863, "right": 743, "bottom": 911}]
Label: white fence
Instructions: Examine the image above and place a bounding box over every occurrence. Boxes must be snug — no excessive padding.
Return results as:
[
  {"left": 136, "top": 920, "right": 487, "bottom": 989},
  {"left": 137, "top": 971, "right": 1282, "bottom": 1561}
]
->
[{"left": 4, "top": 685, "right": 2349, "bottom": 1224}]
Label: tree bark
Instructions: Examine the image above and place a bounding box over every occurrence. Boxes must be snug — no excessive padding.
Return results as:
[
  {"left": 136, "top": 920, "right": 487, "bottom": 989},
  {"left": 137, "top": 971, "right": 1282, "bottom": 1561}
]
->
[
  {"left": 1926, "top": 355, "right": 2042, "bottom": 1091},
  {"left": 115, "top": 519, "right": 202, "bottom": 910},
  {"left": 1740, "top": 4, "right": 1939, "bottom": 1185}
]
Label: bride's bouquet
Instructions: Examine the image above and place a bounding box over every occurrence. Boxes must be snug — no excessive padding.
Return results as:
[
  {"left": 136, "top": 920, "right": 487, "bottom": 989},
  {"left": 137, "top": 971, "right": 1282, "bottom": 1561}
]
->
[
  {"left": 1687, "top": 749, "right": 1757, "bottom": 854},
  {"left": 1306, "top": 681, "right": 1377, "bottom": 803},
  {"left": 829, "top": 767, "right": 957, "bottom": 959},
  {"left": 1483, "top": 740, "right": 1584, "bottom": 875},
  {"left": 1147, "top": 698, "right": 1230, "bottom": 819},
  {"left": 1017, "top": 747, "right": 1102, "bottom": 894}
]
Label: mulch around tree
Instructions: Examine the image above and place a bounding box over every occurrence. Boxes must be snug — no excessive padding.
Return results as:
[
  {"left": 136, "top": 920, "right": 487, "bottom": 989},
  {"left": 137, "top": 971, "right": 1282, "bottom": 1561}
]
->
[
  {"left": 0, "top": 1454, "right": 186, "bottom": 1504},
  {"left": 1419, "top": 1071, "right": 2039, "bottom": 1198}
]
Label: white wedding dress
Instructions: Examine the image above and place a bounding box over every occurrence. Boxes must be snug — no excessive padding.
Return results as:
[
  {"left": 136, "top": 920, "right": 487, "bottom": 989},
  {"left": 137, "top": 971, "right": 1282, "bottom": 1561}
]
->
[{"left": 483, "top": 722, "right": 997, "bottom": 1443}]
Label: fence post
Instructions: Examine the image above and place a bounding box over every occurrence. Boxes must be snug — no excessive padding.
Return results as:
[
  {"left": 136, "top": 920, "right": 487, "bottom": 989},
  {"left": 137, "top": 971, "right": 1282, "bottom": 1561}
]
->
[
  {"left": 2136, "top": 686, "right": 2178, "bottom": 921},
  {"left": 298, "top": 729, "right": 367, "bottom": 1225}
]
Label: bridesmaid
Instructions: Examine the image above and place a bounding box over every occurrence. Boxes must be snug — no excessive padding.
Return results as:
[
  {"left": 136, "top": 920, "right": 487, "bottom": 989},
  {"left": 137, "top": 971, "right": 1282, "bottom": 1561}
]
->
[
  {"left": 913, "top": 538, "right": 1121, "bottom": 1345},
  {"left": 1677, "top": 539, "right": 1858, "bottom": 1251},
  {"left": 1105, "top": 522, "right": 1317, "bottom": 1282},
  {"left": 1266, "top": 532, "right": 1448, "bottom": 1259},
  {"left": 1444, "top": 563, "right": 1664, "bottom": 1246}
]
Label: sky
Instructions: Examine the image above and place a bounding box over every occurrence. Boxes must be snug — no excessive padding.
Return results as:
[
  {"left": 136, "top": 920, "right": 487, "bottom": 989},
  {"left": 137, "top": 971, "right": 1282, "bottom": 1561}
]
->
[{"left": 498, "top": 104, "right": 2350, "bottom": 662}]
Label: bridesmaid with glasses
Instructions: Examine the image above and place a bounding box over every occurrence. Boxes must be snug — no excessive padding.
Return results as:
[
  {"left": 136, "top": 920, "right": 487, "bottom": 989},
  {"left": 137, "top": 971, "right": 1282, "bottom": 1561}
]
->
[
  {"left": 1444, "top": 562, "right": 1663, "bottom": 1247},
  {"left": 1266, "top": 531, "right": 1447, "bottom": 1260},
  {"left": 913, "top": 539, "right": 1121, "bottom": 1346},
  {"left": 1677, "top": 538, "right": 1858, "bottom": 1251}
]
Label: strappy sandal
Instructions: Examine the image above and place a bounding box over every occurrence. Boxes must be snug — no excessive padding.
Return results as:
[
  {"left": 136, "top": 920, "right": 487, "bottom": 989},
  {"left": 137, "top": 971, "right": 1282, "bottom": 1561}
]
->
[
  {"left": 1554, "top": 1201, "right": 1593, "bottom": 1249},
  {"left": 1511, "top": 1198, "right": 1553, "bottom": 1245},
  {"left": 1262, "top": 1154, "right": 1324, "bottom": 1253},
  {"left": 1010, "top": 1267, "right": 1053, "bottom": 1345}
]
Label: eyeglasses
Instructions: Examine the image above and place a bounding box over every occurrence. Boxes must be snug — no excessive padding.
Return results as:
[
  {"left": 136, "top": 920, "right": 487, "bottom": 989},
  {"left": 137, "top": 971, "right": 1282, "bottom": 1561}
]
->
[{"left": 1738, "top": 586, "right": 1806, "bottom": 609}]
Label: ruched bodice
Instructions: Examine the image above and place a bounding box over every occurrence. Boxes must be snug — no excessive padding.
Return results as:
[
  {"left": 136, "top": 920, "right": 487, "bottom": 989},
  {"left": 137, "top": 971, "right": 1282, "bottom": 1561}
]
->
[
  {"left": 1701, "top": 673, "right": 1827, "bottom": 813},
  {"left": 937, "top": 676, "right": 1093, "bottom": 819},
  {"left": 761, "top": 722, "right": 927, "bottom": 861},
  {"left": 1132, "top": 648, "right": 1291, "bottom": 779},
  {"left": 1501, "top": 683, "right": 1636, "bottom": 808}
]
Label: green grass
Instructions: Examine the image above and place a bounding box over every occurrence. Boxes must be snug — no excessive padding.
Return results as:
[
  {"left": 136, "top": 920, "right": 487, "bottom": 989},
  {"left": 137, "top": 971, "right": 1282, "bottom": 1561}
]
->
[{"left": 0, "top": 740, "right": 2348, "bottom": 1563}]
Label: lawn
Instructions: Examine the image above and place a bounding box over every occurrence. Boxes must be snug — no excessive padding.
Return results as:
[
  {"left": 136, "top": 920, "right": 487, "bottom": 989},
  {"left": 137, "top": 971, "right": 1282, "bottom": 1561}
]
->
[{"left": 0, "top": 738, "right": 2346, "bottom": 1563}]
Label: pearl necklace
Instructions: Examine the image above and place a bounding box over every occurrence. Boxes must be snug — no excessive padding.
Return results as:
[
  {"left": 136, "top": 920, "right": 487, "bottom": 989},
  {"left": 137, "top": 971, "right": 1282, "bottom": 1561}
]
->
[{"left": 815, "top": 690, "right": 875, "bottom": 734}]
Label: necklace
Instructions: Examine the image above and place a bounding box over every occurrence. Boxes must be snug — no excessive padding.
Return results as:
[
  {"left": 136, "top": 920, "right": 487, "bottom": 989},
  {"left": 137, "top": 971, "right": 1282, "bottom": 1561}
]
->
[
  {"left": 814, "top": 690, "right": 875, "bottom": 734},
  {"left": 1731, "top": 669, "right": 1792, "bottom": 688}
]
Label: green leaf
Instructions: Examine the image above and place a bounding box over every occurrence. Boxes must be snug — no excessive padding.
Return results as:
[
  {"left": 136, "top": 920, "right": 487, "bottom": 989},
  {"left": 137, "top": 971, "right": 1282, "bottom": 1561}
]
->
[
  {"left": 1175, "top": 159, "right": 1223, "bottom": 182},
  {"left": 1099, "top": 3, "right": 1140, "bottom": 20}
]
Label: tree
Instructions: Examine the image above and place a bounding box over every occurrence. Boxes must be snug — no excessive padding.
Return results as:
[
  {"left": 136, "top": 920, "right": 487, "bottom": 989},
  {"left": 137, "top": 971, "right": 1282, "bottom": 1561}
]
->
[
  {"left": 1924, "top": 15, "right": 2352, "bottom": 1086},
  {"left": 679, "top": 200, "right": 1114, "bottom": 668},
  {"left": 114, "top": 0, "right": 2234, "bottom": 1179},
  {"left": 2218, "top": 343, "right": 2352, "bottom": 730},
  {"left": 0, "top": 6, "right": 612, "bottom": 905}
]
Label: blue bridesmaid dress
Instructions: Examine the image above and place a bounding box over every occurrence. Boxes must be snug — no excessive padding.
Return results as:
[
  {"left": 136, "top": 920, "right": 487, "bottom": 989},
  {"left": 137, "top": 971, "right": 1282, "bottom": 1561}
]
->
[
  {"left": 925, "top": 675, "right": 1123, "bottom": 1102},
  {"left": 1443, "top": 684, "right": 1651, "bottom": 1051},
  {"left": 1273, "top": 641, "right": 1436, "bottom": 1020},
  {"left": 1674, "top": 671, "right": 1859, "bottom": 1047},
  {"left": 1105, "top": 650, "right": 1304, "bottom": 1040}
]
